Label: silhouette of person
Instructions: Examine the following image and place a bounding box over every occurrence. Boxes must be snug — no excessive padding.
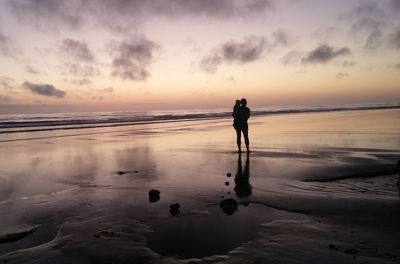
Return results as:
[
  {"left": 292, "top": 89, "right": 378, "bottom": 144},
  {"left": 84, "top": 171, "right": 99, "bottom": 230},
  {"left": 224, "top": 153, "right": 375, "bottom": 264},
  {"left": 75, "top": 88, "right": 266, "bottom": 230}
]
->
[
  {"left": 234, "top": 153, "right": 252, "bottom": 198},
  {"left": 232, "top": 99, "right": 241, "bottom": 128},
  {"left": 233, "top": 98, "right": 251, "bottom": 153}
]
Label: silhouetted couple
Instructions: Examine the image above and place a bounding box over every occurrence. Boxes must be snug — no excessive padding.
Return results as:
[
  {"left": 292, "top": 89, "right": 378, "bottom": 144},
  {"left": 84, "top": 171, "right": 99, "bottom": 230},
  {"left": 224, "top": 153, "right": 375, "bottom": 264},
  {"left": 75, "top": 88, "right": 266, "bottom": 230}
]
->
[{"left": 233, "top": 98, "right": 250, "bottom": 153}]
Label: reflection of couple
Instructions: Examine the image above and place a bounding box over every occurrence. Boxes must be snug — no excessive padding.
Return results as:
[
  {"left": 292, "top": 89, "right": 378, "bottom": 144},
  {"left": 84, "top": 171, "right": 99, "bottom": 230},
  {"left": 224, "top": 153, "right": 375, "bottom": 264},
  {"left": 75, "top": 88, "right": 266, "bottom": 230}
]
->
[
  {"left": 234, "top": 153, "right": 251, "bottom": 198},
  {"left": 232, "top": 98, "right": 251, "bottom": 153}
]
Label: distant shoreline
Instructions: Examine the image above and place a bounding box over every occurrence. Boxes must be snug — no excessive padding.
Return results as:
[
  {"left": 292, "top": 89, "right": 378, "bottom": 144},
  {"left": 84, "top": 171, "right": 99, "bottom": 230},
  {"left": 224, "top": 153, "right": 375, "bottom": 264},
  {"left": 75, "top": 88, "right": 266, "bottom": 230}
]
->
[{"left": 0, "top": 104, "right": 399, "bottom": 134}]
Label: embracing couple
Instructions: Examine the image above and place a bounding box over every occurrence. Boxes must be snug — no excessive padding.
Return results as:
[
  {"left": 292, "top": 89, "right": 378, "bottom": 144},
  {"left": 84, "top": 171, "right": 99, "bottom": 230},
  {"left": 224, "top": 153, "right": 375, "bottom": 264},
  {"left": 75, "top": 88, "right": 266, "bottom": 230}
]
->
[{"left": 232, "top": 98, "right": 251, "bottom": 153}]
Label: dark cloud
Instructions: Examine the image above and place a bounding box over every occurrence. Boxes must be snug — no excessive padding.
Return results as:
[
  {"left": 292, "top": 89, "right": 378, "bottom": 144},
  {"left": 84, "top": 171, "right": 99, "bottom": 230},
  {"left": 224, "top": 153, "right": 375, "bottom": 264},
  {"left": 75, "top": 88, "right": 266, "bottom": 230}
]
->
[
  {"left": 24, "top": 65, "right": 40, "bottom": 74},
  {"left": 23, "top": 81, "right": 66, "bottom": 98},
  {"left": 60, "top": 39, "right": 94, "bottom": 62},
  {"left": 201, "top": 36, "right": 267, "bottom": 73},
  {"left": 0, "top": 95, "right": 12, "bottom": 102},
  {"left": 336, "top": 72, "right": 350, "bottom": 79},
  {"left": 388, "top": 27, "right": 400, "bottom": 49},
  {"left": 302, "top": 44, "right": 351, "bottom": 65},
  {"left": 8, "top": 0, "right": 83, "bottom": 31},
  {"left": 8, "top": 0, "right": 273, "bottom": 32},
  {"left": 66, "top": 63, "right": 100, "bottom": 77},
  {"left": 72, "top": 79, "right": 92, "bottom": 86},
  {"left": 0, "top": 30, "right": 20, "bottom": 59},
  {"left": 201, "top": 31, "right": 294, "bottom": 73},
  {"left": 390, "top": 0, "right": 400, "bottom": 9},
  {"left": 271, "top": 30, "right": 295, "bottom": 47},
  {"left": 340, "top": 2, "right": 386, "bottom": 50},
  {"left": 110, "top": 36, "right": 159, "bottom": 81}
]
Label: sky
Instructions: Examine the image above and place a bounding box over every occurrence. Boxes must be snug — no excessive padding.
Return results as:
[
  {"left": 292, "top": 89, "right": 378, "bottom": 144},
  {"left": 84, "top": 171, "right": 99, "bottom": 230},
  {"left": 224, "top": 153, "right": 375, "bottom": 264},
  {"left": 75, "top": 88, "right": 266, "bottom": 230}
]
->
[{"left": 0, "top": 0, "right": 400, "bottom": 114}]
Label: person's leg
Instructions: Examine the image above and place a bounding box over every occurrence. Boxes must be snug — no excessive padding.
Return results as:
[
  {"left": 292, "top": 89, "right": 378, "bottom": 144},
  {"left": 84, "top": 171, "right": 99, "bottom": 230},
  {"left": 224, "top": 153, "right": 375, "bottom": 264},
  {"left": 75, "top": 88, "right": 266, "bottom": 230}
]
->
[
  {"left": 243, "top": 128, "right": 250, "bottom": 153},
  {"left": 235, "top": 128, "right": 241, "bottom": 152}
]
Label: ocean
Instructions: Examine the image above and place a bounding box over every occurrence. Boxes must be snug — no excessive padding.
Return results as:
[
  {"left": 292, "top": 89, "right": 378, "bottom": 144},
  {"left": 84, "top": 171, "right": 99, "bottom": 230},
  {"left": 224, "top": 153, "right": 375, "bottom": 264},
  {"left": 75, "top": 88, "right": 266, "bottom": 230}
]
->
[{"left": 0, "top": 103, "right": 399, "bottom": 133}]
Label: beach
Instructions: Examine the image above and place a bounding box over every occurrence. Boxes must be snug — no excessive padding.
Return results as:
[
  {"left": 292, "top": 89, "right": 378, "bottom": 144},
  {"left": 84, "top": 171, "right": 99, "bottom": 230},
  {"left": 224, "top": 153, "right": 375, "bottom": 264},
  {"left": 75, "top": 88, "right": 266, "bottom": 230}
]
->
[{"left": 0, "top": 108, "right": 400, "bottom": 263}]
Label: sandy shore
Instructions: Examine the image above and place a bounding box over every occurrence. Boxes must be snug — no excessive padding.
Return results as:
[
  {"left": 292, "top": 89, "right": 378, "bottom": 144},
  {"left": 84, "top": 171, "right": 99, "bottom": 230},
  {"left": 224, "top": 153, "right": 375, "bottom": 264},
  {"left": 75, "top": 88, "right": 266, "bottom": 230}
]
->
[{"left": 0, "top": 109, "right": 400, "bottom": 263}]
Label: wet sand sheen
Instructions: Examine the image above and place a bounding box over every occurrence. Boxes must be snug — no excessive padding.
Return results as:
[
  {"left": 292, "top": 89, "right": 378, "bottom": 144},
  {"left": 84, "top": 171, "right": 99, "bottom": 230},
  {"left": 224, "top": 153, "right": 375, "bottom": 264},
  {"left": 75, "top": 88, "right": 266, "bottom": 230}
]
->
[{"left": 0, "top": 109, "right": 399, "bottom": 263}]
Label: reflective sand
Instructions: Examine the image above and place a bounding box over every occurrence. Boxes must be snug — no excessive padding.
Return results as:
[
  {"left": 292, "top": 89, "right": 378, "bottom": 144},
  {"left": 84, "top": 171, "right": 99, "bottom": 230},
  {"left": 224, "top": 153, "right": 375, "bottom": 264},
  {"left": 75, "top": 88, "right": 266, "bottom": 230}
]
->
[{"left": 0, "top": 109, "right": 399, "bottom": 263}]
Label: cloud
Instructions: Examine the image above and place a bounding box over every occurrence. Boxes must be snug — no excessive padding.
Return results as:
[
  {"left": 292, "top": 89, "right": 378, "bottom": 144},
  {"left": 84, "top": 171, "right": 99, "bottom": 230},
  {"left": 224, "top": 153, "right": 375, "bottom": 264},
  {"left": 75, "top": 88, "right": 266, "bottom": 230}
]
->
[
  {"left": 281, "top": 50, "right": 303, "bottom": 66},
  {"left": 340, "top": 2, "right": 386, "bottom": 50},
  {"left": 302, "top": 44, "right": 351, "bottom": 64},
  {"left": 71, "top": 79, "right": 92, "bottom": 86},
  {"left": 336, "top": 72, "right": 350, "bottom": 79},
  {"left": 201, "top": 36, "right": 267, "bottom": 73},
  {"left": 102, "top": 87, "right": 114, "bottom": 93},
  {"left": 342, "top": 61, "right": 356, "bottom": 67},
  {"left": 8, "top": 0, "right": 273, "bottom": 32},
  {"left": 23, "top": 81, "right": 66, "bottom": 98},
  {"left": 0, "top": 30, "right": 20, "bottom": 59},
  {"left": 201, "top": 31, "right": 294, "bottom": 73},
  {"left": 8, "top": 0, "right": 83, "bottom": 31},
  {"left": 66, "top": 63, "right": 100, "bottom": 77},
  {"left": 0, "top": 76, "right": 14, "bottom": 90},
  {"left": 24, "top": 65, "right": 40, "bottom": 74},
  {"left": 390, "top": 0, "right": 400, "bottom": 9},
  {"left": 60, "top": 39, "right": 94, "bottom": 62},
  {"left": 0, "top": 95, "right": 12, "bottom": 102},
  {"left": 388, "top": 27, "right": 400, "bottom": 49},
  {"left": 110, "top": 36, "right": 159, "bottom": 81}
]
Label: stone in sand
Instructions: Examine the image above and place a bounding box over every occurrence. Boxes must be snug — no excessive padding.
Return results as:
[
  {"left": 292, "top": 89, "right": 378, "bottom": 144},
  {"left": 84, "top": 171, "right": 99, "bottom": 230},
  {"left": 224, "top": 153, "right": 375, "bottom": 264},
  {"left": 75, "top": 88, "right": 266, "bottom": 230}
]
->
[
  {"left": 225, "top": 181, "right": 230, "bottom": 186},
  {"left": 227, "top": 173, "right": 231, "bottom": 177},
  {"left": 219, "top": 198, "right": 238, "bottom": 215},
  {"left": 169, "top": 203, "right": 180, "bottom": 216},
  {"left": 344, "top": 248, "right": 358, "bottom": 255},
  {"left": 0, "top": 226, "right": 37, "bottom": 244},
  {"left": 117, "top": 171, "right": 126, "bottom": 175},
  {"left": 148, "top": 189, "right": 161, "bottom": 203}
]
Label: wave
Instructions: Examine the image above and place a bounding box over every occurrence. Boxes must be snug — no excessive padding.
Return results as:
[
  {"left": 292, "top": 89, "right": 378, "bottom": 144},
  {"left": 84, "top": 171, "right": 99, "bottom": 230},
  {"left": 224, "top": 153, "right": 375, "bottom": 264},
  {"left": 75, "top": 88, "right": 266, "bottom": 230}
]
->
[{"left": 0, "top": 103, "right": 399, "bottom": 133}]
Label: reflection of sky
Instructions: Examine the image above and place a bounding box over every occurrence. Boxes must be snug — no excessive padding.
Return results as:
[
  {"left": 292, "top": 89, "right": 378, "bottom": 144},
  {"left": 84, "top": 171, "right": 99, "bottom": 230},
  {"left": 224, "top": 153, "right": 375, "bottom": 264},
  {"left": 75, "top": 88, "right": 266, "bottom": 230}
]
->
[
  {"left": 0, "top": 1, "right": 399, "bottom": 113},
  {"left": 0, "top": 109, "right": 399, "bottom": 204}
]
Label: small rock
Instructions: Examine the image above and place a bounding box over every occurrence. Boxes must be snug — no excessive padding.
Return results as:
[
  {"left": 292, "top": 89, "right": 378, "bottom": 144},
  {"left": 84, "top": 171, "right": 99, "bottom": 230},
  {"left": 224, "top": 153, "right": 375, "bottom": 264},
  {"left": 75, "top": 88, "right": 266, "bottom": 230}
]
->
[
  {"left": 328, "top": 244, "right": 337, "bottom": 250},
  {"left": 227, "top": 191, "right": 231, "bottom": 194},
  {"left": 117, "top": 171, "right": 126, "bottom": 175},
  {"left": 344, "top": 248, "right": 358, "bottom": 255},
  {"left": 148, "top": 189, "right": 160, "bottom": 203},
  {"left": 226, "top": 173, "right": 231, "bottom": 177},
  {"left": 225, "top": 181, "right": 230, "bottom": 186},
  {"left": 219, "top": 198, "right": 238, "bottom": 215},
  {"left": 134, "top": 170, "right": 139, "bottom": 173},
  {"left": 169, "top": 203, "right": 180, "bottom": 216}
]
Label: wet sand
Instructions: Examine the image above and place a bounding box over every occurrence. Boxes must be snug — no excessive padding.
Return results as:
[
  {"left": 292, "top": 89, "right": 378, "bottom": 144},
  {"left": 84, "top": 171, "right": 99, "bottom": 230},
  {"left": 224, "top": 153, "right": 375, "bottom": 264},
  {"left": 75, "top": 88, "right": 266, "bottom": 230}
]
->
[{"left": 0, "top": 109, "right": 400, "bottom": 263}]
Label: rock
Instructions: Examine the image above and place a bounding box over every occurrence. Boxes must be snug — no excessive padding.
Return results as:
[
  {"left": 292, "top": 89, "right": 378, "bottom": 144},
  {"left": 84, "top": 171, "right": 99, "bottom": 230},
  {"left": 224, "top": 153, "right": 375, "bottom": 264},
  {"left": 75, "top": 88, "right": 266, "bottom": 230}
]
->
[
  {"left": 117, "top": 171, "right": 126, "bottom": 175},
  {"left": 169, "top": 203, "right": 180, "bottom": 216},
  {"left": 328, "top": 244, "right": 337, "bottom": 250},
  {"left": 148, "top": 189, "right": 160, "bottom": 203},
  {"left": 219, "top": 198, "right": 238, "bottom": 215},
  {"left": 0, "top": 225, "right": 38, "bottom": 244},
  {"left": 226, "top": 173, "right": 231, "bottom": 177},
  {"left": 225, "top": 181, "right": 230, "bottom": 186},
  {"left": 344, "top": 248, "right": 358, "bottom": 255}
]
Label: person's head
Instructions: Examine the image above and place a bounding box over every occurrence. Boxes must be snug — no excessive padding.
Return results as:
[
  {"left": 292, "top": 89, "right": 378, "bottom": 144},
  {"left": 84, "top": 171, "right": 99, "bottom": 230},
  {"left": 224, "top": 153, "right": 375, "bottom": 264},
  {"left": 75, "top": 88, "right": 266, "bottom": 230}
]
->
[
  {"left": 240, "top": 98, "right": 247, "bottom": 106},
  {"left": 235, "top": 99, "right": 240, "bottom": 105}
]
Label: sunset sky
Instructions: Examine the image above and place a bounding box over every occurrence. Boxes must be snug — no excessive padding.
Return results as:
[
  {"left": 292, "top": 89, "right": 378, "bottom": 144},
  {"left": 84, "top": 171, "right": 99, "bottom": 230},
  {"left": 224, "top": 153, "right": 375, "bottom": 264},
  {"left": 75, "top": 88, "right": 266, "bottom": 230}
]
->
[{"left": 0, "top": 0, "right": 400, "bottom": 114}]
